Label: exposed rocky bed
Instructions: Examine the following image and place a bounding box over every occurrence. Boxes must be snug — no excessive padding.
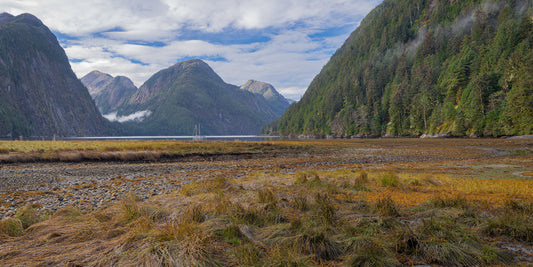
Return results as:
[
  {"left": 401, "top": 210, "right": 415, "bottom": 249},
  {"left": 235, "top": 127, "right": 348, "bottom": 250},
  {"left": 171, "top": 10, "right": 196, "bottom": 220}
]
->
[
  {"left": 0, "top": 158, "right": 259, "bottom": 218},
  {"left": 0, "top": 140, "right": 527, "bottom": 219}
]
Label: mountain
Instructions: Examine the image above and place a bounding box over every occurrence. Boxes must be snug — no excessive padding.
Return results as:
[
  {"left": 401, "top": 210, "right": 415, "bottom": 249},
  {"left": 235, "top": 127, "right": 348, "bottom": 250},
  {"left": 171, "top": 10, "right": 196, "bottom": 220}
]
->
[
  {"left": 116, "top": 59, "right": 279, "bottom": 135},
  {"left": 81, "top": 70, "right": 138, "bottom": 114},
  {"left": 275, "top": 0, "right": 532, "bottom": 137},
  {"left": 0, "top": 13, "right": 110, "bottom": 137},
  {"left": 240, "top": 80, "right": 290, "bottom": 118}
]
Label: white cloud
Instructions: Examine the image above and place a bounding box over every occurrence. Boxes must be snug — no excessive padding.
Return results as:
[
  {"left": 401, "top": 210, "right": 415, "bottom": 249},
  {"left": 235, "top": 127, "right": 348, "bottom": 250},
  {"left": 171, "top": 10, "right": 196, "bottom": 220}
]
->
[
  {"left": 3, "top": 0, "right": 382, "bottom": 99},
  {"left": 103, "top": 110, "right": 152, "bottom": 123}
]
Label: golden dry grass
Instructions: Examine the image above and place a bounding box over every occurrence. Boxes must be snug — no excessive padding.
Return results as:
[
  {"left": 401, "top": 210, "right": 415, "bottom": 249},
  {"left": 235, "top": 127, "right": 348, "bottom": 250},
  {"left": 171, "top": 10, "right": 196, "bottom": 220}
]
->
[{"left": 0, "top": 138, "right": 532, "bottom": 266}]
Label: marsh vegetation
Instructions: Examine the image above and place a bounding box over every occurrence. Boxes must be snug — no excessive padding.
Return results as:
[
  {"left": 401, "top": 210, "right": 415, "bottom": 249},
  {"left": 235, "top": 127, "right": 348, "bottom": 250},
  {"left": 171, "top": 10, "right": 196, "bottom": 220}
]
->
[{"left": 0, "top": 138, "right": 532, "bottom": 265}]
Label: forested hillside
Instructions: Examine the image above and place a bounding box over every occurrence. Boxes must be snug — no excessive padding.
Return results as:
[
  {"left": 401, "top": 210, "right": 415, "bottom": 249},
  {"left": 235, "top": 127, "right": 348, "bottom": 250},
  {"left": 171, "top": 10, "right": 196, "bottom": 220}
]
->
[
  {"left": 0, "top": 13, "right": 110, "bottom": 137},
  {"left": 275, "top": 0, "right": 532, "bottom": 137}
]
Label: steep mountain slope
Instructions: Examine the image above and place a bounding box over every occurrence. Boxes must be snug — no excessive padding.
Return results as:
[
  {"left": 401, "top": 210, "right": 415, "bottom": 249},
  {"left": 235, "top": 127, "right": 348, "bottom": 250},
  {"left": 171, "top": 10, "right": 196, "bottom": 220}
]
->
[
  {"left": 276, "top": 0, "right": 532, "bottom": 137},
  {"left": 81, "top": 71, "right": 138, "bottom": 114},
  {"left": 0, "top": 13, "right": 109, "bottom": 137},
  {"left": 240, "top": 80, "right": 290, "bottom": 118},
  {"left": 117, "top": 59, "right": 278, "bottom": 135}
]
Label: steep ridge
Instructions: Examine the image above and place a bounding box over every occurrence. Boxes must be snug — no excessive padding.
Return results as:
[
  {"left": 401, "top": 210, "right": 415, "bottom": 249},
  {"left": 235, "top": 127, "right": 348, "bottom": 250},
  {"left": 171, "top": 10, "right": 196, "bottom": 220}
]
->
[
  {"left": 0, "top": 13, "right": 109, "bottom": 137},
  {"left": 275, "top": 0, "right": 532, "bottom": 137}
]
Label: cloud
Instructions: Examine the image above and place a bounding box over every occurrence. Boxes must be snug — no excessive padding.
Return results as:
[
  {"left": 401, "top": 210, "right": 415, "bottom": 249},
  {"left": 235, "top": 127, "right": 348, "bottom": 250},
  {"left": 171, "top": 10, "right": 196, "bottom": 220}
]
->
[
  {"left": 4, "top": 0, "right": 382, "bottom": 99},
  {"left": 103, "top": 110, "right": 152, "bottom": 123}
]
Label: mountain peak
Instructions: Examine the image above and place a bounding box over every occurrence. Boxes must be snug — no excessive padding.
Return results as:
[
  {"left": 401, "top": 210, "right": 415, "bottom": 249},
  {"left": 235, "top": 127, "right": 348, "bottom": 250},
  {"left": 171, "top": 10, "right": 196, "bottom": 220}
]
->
[
  {"left": 170, "top": 58, "right": 208, "bottom": 69},
  {"left": 240, "top": 80, "right": 290, "bottom": 118},
  {"left": 13, "top": 13, "right": 44, "bottom": 27},
  {"left": 0, "top": 12, "right": 14, "bottom": 23},
  {"left": 240, "top": 80, "right": 286, "bottom": 101},
  {"left": 81, "top": 70, "right": 114, "bottom": 97},
  {"left": 241, "top": 80, "right": 273, "bottom": 95},
  {"left": 87, "top": 70, "right": 111, "bottom": 77},
  {"left": 80, "top": 71, "right": 137, "bottom": 115}
]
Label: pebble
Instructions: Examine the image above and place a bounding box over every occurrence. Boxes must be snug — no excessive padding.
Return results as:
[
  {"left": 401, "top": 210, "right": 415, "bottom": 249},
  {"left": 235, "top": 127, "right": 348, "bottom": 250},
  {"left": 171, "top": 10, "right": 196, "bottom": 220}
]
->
[{"left": 0, "top": 146, "right": 479, "bottom": 219}]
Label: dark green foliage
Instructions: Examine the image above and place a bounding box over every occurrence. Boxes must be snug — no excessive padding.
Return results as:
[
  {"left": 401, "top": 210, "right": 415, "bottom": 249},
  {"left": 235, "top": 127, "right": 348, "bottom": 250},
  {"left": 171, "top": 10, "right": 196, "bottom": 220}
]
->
[{"left": 276, "top": 0, "right": 533, "bottom": 137}]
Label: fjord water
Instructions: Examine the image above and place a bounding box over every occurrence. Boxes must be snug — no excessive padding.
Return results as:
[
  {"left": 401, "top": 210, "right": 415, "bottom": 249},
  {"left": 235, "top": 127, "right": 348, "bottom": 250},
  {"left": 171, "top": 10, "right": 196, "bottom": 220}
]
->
[{"left": 66, "top": 135, "right": 280, "bottom": 141}]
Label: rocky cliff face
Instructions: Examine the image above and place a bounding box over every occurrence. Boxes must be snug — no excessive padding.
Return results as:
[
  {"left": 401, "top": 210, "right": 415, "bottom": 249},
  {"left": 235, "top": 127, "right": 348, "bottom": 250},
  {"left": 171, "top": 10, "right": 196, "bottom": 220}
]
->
[
  {"left": 116, "top": 59, "right": 279, "bottom": 135},
  {"left": 81, "top": 71, "right": 138, "bottom": 114},
  {"left": 0, "top": 13, "right": 109, "bottom": 137},
  {"left": 240, "top": 80, "right": 290, "bottom": 119}
]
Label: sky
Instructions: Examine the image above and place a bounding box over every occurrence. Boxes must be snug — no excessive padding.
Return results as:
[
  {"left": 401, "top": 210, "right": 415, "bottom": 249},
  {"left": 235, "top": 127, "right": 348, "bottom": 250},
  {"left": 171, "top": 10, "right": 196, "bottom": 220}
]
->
[{"left": 3, "top": 0, "right": 381, "bottom": 100}]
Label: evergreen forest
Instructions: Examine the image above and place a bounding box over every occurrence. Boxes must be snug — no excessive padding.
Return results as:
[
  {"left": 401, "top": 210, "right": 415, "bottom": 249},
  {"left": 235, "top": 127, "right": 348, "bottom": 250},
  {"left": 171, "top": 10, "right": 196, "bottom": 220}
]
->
[{"left": 274, "top": 0, "right": 533, "bottom": 137}]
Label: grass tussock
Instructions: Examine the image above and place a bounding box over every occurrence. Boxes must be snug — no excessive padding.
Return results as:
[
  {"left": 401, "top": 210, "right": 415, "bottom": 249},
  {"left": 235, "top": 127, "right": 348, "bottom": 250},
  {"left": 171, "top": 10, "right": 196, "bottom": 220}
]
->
[
  {"left": 0, "top": 218, "right": 24, "bottom": 237},
  {"left": 14, "top": 204, "right": 44, "bottom": 229},
  {"left": 345, "top": 236, "right": 399, "bottom": 267},
  {"left": 379, "top": 172, "right": 400, "bottom": 187},
  {"left": 290, "top": 228, "right": 343, "bottom": 262},
  {"left": 375, "top": 196, "right": 400, "bottom": 217},
  {"left": 313, "top": 193, "right": 336, "bottom": 227},
  {"left": 1, "top": 139, "right": 533, "bottom": 265},
  {"left": 482, "top": 202, "right": 533, "bottom": 243}
]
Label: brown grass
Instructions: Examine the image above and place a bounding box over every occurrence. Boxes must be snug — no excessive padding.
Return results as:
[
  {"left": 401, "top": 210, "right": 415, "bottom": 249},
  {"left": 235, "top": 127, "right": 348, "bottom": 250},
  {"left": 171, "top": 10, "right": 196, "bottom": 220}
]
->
[{"left": 0, "top": 138, "right": 532, "bottom": 265}]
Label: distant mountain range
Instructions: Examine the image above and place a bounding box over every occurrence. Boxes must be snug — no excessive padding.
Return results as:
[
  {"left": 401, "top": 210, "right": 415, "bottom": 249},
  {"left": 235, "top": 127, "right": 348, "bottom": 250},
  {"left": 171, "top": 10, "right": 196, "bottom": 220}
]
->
[
  {"left": 81, "top": 71, "right": 137, "bottom": 115},
  {"left": 274, "top": 0, "right": 532, "bottom": 137},
  {"left": 0, "top": 12, "right": 289, "bottom": 137},
  {"left": 81, "top": 60, "right": 290, "bottom": 135},
  {"left": 4, "top": 2, "right": 530, "bottom": 139},
  {"left": 0, "top": 13, "right": 110, "bottom": 137}
]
